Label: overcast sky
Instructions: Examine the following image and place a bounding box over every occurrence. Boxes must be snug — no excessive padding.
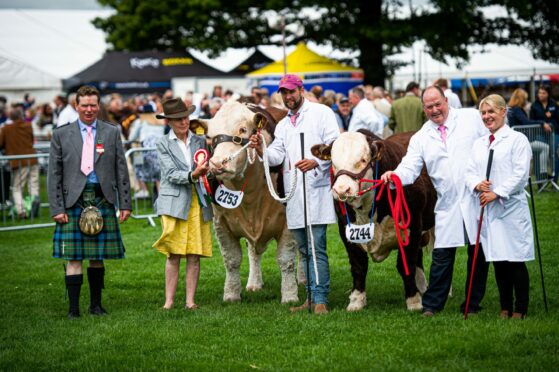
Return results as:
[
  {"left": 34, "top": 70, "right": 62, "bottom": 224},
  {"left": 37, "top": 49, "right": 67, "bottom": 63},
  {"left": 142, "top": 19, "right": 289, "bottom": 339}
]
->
[{"left": 0, "top": 0, "right": 103, "bottom": 9}]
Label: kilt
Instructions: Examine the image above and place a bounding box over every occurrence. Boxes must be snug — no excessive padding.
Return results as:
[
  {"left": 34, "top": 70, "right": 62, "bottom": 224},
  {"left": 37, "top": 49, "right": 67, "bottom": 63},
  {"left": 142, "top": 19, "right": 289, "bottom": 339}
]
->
[{"left": 52, "top": 189, "right": 125, "bottom": 260}]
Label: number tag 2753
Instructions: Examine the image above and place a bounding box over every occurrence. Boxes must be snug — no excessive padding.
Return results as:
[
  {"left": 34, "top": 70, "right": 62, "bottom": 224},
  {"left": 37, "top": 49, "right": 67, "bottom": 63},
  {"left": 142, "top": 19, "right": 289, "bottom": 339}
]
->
[
  {"left": 215, "top": 184, "right": 243, "bottom": 209},
  {"left": 345, "top": 223, "right": 374, "bottom": 244}
]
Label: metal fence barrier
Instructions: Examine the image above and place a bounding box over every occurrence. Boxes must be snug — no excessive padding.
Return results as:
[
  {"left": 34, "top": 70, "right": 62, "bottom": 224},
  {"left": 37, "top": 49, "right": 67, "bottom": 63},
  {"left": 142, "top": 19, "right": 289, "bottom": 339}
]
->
[
  {"left": 511, "top": 124, "right": 558, "bottom": 192},
  {"left": 124, "top": 146, "right": 159, "bottom": 227},
  {"left": 0, "top": 153, "right": 54, "bottom": 232}
]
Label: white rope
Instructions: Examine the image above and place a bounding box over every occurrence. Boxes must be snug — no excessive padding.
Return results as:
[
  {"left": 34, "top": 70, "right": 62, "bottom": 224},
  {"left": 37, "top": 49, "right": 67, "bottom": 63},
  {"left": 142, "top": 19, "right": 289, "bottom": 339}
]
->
[
  {"left": 303, "top": 175, "right": 320, "bottom": 285},
  {"left": 260, "top": 133, "right": 298, "bottom": 203}
]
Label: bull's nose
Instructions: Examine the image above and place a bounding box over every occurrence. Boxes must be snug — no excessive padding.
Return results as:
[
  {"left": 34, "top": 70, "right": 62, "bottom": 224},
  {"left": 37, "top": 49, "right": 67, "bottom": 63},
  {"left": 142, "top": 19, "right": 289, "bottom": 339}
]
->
[
  {"left": 209, "top": 158, "right": 224, "bottom": 171},
  {"left": 332, "top": 184, "right": 351, "bottom": 200}
]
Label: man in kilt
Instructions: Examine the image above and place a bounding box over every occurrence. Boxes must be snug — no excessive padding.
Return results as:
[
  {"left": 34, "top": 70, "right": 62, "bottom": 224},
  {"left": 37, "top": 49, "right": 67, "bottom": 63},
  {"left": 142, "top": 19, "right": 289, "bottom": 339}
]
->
[{"left": 48, "top": 85, "right": 131, "bottom": 319}]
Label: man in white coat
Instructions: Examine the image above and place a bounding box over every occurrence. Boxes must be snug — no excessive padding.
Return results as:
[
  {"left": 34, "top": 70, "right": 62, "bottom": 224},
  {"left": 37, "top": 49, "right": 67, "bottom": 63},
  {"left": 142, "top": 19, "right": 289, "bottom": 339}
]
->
[
  {"left": 250, "top": 74, "right": 339, "bottom": 314},
  {"left": 381, "top": 85, "right": 489, "bottom": 317},
  {"left": 348, "top": 87, "right": 385, "bottom": 137}
]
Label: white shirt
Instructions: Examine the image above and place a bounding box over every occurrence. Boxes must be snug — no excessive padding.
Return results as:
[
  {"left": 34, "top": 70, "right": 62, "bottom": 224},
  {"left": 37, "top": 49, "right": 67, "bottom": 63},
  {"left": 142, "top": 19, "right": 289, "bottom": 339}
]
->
[
  {"left": 169, "top": 129, "right": 194, "bottom": 169},
  {"left": 348, "top": 99, "right": 385, "bottom": 137},
  {"left": 394, "top": 108, "right": 488, "bottom": 248},
  {"left": 464, "top": 125, "right": 534, "bottom": 261},
  {"left": 265, "top": 99, "right": 340, "bottom": 229},
  {"left": 444, "top": 88, "right": 462, "bottom": 109},
  {"left": 56, "top": 104, "right": 79, "bottom": 127}
]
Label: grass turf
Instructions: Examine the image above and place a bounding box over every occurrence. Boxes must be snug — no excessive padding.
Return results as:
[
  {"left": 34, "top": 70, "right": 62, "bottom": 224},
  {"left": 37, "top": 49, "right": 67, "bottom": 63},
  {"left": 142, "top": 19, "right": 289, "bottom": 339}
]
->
[{"left": 0, "top": 193, "right": 558, "bottom": 370}]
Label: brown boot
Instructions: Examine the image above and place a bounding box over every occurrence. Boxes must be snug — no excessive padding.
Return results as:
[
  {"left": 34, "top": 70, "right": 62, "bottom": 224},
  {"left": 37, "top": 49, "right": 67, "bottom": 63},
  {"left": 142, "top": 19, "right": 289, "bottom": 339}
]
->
[
  {"left": 499, "top": 310, "right": 510, "bottom": 319},
  {"left": 289, "top": 300, "right": 311, "bottom": 313},
  {"left": 314, "top": 303, "right": 329, "bottom": 314},
  {"left": 511, "top": 312, "right": 526, "bottom": 319}
]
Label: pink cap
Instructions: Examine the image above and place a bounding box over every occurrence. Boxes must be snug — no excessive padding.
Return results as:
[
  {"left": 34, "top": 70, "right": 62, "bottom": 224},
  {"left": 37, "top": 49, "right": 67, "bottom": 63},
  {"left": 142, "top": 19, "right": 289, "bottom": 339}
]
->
[{"left": 277, "top": 74, "right": 303, "bottom": 92}]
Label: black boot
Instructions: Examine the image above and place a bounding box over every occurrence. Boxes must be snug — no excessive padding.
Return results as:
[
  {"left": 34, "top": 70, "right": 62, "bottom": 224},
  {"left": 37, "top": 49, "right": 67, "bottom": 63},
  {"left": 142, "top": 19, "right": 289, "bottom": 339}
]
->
[
  {"left": 88, "top": 267, "right": 108, "bottom": 315},
  {"left": 65, "top": 274, "right": 83, "bottom": 319}
]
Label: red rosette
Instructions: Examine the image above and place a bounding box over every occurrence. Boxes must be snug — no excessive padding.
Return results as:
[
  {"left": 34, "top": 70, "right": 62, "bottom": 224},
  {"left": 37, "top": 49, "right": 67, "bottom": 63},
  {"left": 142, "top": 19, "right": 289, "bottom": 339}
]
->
[{"left": 193, "top": 149, "right": 212, "bottom": 196}]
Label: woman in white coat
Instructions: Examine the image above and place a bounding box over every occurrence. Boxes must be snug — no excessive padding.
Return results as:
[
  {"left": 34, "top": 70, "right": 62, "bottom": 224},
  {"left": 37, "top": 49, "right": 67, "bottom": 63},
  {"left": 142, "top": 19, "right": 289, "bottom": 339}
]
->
[{"left": 465, "top": 94, "right": 534, "bottom": 319}]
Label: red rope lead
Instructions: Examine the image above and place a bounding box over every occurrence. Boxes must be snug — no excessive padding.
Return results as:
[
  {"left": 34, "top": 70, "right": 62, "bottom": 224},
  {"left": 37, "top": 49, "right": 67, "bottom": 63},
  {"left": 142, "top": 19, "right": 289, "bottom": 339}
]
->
[{"left": 357, "top": 174, "right": 411, "bottom": 276}]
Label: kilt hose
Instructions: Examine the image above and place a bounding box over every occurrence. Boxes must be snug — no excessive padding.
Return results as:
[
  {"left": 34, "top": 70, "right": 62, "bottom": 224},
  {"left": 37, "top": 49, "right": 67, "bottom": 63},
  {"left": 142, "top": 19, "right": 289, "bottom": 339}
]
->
[{"left": 53, "top": 188, "right": 125, "bottom": 261}]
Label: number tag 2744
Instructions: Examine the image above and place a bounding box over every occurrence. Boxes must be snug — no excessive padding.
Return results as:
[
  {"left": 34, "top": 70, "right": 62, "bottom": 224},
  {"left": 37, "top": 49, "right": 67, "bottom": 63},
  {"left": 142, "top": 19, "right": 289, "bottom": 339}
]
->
[
  {"left": 215, "top": 184, "right": 243, "bottom": 209},
  {"left": 345, "top": 223, "right": 375, "bottom": 244}
]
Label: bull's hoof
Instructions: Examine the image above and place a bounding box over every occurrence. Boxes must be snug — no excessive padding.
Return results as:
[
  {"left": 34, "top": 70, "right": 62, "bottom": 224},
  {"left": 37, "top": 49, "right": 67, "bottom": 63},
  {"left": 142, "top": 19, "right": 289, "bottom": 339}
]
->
[
  {"left": 281, "top": 294, "right": 299, "bottom": 304},
  {"left": 246, "top": 284, "right": 263, "bottom": 292},
  {"left": 297, "top": 278, "right": 307, "bottom": 286},
  {"left": 223, "top": 294, "right": 242, "bottom": 302},
  {"left": 346, "top": 290, "right": 367, "bottom": 312},
  {"left": 406, "top": 292, "right": 423, "bottom": 311}
]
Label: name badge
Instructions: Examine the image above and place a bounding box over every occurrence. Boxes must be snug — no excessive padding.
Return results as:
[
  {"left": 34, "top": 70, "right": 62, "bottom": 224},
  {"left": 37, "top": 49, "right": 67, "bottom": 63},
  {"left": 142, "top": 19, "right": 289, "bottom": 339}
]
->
[
  {"left": 345, "top": 223, "right": 374, "bottom": 244},
  {"left": 215, "top": 184, "right": 243, "bottom": 209}
]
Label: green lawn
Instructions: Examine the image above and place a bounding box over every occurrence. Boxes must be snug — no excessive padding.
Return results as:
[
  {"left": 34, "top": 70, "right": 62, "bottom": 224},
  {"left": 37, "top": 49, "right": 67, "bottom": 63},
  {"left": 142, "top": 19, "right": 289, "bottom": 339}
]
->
[{"left": 1, "top": 193, "right": 558, "bottom": 371}]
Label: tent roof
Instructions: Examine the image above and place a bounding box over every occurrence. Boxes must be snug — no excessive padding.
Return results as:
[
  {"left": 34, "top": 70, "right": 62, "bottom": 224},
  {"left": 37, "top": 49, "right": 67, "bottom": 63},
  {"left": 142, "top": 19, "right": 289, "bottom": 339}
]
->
[
  {"left": 247, "top": 43, "right": 362, "bottom": 77},
  {"left": 64, "top": 50, "right": 228, "bottom": 91},
  {"left": 226, "top": 49, "right": 274, "bottom": 75},
  {"left": 0, "top": 54, "right": 60, "bottom": 90}
]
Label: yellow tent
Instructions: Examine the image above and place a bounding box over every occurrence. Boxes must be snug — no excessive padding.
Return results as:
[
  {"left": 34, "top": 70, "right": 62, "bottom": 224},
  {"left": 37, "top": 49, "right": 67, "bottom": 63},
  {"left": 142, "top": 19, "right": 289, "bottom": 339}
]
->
[{"left": 247, "top": 43, "right": 363, "bottom": 93}]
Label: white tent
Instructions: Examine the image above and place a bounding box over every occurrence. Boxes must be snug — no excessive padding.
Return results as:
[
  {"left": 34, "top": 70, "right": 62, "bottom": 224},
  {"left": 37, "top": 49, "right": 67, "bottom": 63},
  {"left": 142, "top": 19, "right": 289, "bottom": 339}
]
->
[{"left": 0, "top": 55, "right": 61, "bottom": 102}]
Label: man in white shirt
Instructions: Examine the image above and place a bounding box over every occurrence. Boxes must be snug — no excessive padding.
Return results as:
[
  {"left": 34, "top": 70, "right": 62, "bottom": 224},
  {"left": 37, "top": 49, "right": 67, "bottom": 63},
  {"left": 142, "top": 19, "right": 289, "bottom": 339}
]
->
[
  {"left": 250, "top": 74, "right": 339, "bottom": 314},
  {"left": 348, "top": 87, "right": 385, "bottom": 137},
  {"left": 435, "top": 78, "right": 462, "bottom": 109},
  {"left": 56, "top": 93, "right": 79, "bottom": 127},
  {"left": 381, "top": 85, "right": 489, "bottom": 317}
]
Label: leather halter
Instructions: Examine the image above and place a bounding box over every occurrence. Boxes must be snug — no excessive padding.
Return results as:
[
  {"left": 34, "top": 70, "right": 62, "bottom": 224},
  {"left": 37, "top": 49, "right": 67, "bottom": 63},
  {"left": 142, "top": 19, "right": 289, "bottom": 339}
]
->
[
  {"left": 212, "top": 133, "right": 253, "bottom": 148},
  {"left": 332, "top": 162, "right": 373, "bottom": 184}
]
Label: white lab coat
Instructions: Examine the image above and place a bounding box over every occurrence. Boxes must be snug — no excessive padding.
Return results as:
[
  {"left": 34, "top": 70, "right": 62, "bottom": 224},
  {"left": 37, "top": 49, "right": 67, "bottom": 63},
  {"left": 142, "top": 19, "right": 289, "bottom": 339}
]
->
[
  {"left": 444, "top": 88, "right": 462, "bottom": 109},
  {"left": 394, "top": 108, "right": 488, "bottom": 248},
  {"left": 265, "top": 99, "right": 339, "bottom": 229},
  {"left": 464, "top": 125, "right": 534, "bottom": 262},
  {"left": 348, "top": 99, "right": 385, "bottom": 137}
]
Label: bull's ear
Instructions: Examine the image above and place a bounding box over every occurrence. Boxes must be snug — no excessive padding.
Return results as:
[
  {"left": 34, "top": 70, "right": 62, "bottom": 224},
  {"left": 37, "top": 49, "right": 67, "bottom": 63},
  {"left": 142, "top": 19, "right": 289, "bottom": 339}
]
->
[
  {"left": 311, "top": 144, "right": 332, "bottom": 160},
  {"left": 190, "top": 119, "right": 208, "bottom": 135},
  {"left": 253, "top": 112, "right": 268, "bottom": 131},
  {"left": 369, "top": 140, "right": 385, "bottom": 162}
]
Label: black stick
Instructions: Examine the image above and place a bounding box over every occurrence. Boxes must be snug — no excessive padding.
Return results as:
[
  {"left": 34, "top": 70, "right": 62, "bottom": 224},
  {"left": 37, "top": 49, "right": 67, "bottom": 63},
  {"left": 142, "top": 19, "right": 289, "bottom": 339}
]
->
[
  {"left": 528, "top": 177, "right": 548, "bottom": 313},
  {"left": 300, "top": 133, "right": 312, "bottom": 314},
  {"left": 465, "top": 149, "right": 494, "bottom": 319}
]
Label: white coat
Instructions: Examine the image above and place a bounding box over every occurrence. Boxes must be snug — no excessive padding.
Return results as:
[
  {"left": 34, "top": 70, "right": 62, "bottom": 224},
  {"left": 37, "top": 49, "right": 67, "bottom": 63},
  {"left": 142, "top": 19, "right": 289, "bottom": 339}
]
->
[
  {"left": 394, "top": 108, "right": 488, "bottom": 248},
  {"left": 464, "top": 125, "right": 534, "bottom": 262},
  {"left": 265, "top": 99, "right": 339, "bottom": 229},
  {"left": 348, "top": 98, "right": 385, "bottom": 137}
]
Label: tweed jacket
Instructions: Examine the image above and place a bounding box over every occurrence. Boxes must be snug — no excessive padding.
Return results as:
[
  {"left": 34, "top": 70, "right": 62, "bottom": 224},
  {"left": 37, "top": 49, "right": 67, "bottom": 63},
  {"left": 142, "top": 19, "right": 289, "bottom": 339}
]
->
[
  {"left": 47, "top": 120, "right": 131, "bottom": 216},
  {"left": 155, "top": 131, "right": 213, "bottom": 222}
]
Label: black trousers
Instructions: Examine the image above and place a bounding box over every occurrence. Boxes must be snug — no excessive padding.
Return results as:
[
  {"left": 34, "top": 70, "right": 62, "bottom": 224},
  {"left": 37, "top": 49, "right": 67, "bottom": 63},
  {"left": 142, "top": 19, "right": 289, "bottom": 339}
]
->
[
  {"left": 493, "top": 261, "right": 530, "bottom": 315},
  {"left": 422, "top": 244, "right": 489, "bottom": 313}
]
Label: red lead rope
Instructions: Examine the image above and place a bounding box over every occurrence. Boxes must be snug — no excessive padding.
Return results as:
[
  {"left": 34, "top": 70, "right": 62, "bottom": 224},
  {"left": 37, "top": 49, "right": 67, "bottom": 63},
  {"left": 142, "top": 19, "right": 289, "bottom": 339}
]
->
[{"left": 357, "top": 174, "right": 411, "bottom": 276}]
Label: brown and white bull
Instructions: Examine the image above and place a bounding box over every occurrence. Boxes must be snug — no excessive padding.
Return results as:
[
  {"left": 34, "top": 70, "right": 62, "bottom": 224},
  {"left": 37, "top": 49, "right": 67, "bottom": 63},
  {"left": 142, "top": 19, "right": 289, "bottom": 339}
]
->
[
  {"left": 312, "top": 130, "right": 436, "bottom": 311},
  {"left": 204, "top": 101, "right": 299, "bottom": 303}
]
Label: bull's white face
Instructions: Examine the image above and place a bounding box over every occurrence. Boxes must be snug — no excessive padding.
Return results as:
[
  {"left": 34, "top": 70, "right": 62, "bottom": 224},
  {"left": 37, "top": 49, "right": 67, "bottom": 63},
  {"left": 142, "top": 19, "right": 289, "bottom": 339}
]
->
[
  {"left": 331, "top": 132, "right": 374, "bottom": 208},
  {"left": 207, "top": 101, "right": 257, "bottom": 180}
]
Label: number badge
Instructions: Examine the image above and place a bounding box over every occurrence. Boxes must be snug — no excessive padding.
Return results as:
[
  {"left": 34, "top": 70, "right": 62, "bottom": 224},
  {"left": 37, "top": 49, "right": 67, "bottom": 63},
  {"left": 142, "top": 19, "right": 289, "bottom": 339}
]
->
[
  {"left": 215, "top": 184, "right": 243, "bottom": 209},
  {"left": 345, "top": 223, "right": 375, "bottom": 244}
]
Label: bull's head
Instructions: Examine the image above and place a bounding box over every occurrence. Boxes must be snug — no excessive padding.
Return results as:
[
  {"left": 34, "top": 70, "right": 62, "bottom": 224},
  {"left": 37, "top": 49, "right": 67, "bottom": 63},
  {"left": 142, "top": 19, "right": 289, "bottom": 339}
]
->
[
  {"left": 312, "top": 132, "right": 384, "bottom": 208},
  {"left": 206, "top": 101, "right": 271, "bottom": 180}
]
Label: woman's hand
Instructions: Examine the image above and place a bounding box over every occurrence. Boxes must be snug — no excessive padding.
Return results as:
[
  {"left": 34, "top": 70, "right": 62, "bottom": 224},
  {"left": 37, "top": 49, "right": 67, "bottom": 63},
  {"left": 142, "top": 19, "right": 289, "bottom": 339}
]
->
[
  {"left": 543, "top": 123, "right": 552, "bottom": 133},
  {"left": 479, "top": 191, "right": 498, "bottom": 207},
  {"left": 192, "top": 160, "right": 209, "bottom": 179},
  {"left": 475, "top": 180, "right": 492, "bottom": 192}
]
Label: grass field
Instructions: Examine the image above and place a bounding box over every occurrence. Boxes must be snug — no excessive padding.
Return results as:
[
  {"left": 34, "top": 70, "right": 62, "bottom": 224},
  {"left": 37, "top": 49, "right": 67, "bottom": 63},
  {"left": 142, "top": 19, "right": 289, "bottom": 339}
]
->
[{"left": 1, "top": 193, "right": 558, "bottom": 371}]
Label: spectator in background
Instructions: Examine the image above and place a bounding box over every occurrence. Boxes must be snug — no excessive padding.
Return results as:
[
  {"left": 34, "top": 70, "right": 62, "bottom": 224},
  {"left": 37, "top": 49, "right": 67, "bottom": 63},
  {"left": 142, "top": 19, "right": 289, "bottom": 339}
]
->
[
  {"left": 270, "top": 92, "right": 285, "bottom": 109},
  {"left": 310, "top": 85, "right": 323, "bottom": 101},
  {"left": 251, "top": 87, "right": 263, "bottom": 106},
  {"left": 212, "top": 85, "right": 223, "bottom": 98},
  {"left": 53, "top": 95, "right": 65, "bottom": 123},
  {"left": 434, "top": 78, "right": 462, "bottom": 109},
  {"left": 163, "top": 89, "right": 174, "bottom": 101},
  {"left": 56, "top": 93, "right": 78, "bottom": 127},
  {"left": 209, "top": 97, "right": 224, "bottom": 118},
  {"left": 508, "top": 88, "right": 552, "bottom": 179},
  {"left": 107, "top": 94, "right": 124, "bottom": 125},
  {"left": 389, "top": 81, "right": 426, "bottom": 134},
  {"left": 32, "top": 103, "right": 54, "bottom": 141},
  {"left": 223, "top": 90, "right": 234, "bottom": 101},
  {"left": 0, "top": 106, "right": 39, "bottom": 219},
  {"left": 334, "top": 95, "right": 352, "bottom": 132},
  {"left": 348, "top": 87, "right": 385, "bottom": 137},
  {"left": 260, "top": 95, "right": 271, "bottom": 109},
  {"left": 0, "top": 96, "right": 7, "bottom": 125},
  {"left": 371, "top": 86, "right": 392, "bottom": 118},
  {"left": 530, "top": 85, "right": 559, "bottom": 182},
  {"left": 23, "top": 93, "right": 35, "bottom": 110}
]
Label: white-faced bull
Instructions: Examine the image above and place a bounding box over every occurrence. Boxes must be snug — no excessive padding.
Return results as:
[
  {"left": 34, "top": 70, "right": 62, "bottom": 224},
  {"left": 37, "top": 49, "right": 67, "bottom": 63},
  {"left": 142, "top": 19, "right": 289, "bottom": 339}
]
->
[
  {"left": 312, "top": 130, "right": 436, "bottom": 311},
  {"left": 203, "top": 101, "right": 299, "bottom": 304}
]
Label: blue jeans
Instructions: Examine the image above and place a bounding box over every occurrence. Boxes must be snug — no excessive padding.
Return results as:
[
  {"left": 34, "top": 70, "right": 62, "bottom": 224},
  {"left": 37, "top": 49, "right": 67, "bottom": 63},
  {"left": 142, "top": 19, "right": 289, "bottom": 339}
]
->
[
  {"left": 291, "top": 225, "right": 330, "bottom": 305},
  {"left": 554, "top": 134, "right": 559, "bottom": 180}
]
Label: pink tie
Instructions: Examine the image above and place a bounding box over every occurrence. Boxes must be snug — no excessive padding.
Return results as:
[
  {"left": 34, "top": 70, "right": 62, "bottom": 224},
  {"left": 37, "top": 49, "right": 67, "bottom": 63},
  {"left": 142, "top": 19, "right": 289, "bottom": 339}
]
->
[
  {"left": 289, "top": 112, "right": 299, "bottom": 126},
  {"left": 81, "top": 125, "right": 94, "bottom": 176},
  {"left": 489, "top": 134, "right": 495, "bottom": 145},
  {"left": 438, "top": 125, "right": 447, "bottom": 144}
]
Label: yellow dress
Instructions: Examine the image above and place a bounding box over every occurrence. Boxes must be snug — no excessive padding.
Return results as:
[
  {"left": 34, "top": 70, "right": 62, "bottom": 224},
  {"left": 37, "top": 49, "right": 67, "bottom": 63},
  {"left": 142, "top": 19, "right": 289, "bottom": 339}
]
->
[{"left": 153, "top": 186, "right": 212, "bottom": 257}]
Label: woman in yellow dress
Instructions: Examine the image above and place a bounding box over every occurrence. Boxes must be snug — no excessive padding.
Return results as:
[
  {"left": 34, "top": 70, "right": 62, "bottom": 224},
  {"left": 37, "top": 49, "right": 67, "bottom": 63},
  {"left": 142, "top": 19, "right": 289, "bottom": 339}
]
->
[{"left": 153, "top": 98, "right": 213, "bottom": 309}]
